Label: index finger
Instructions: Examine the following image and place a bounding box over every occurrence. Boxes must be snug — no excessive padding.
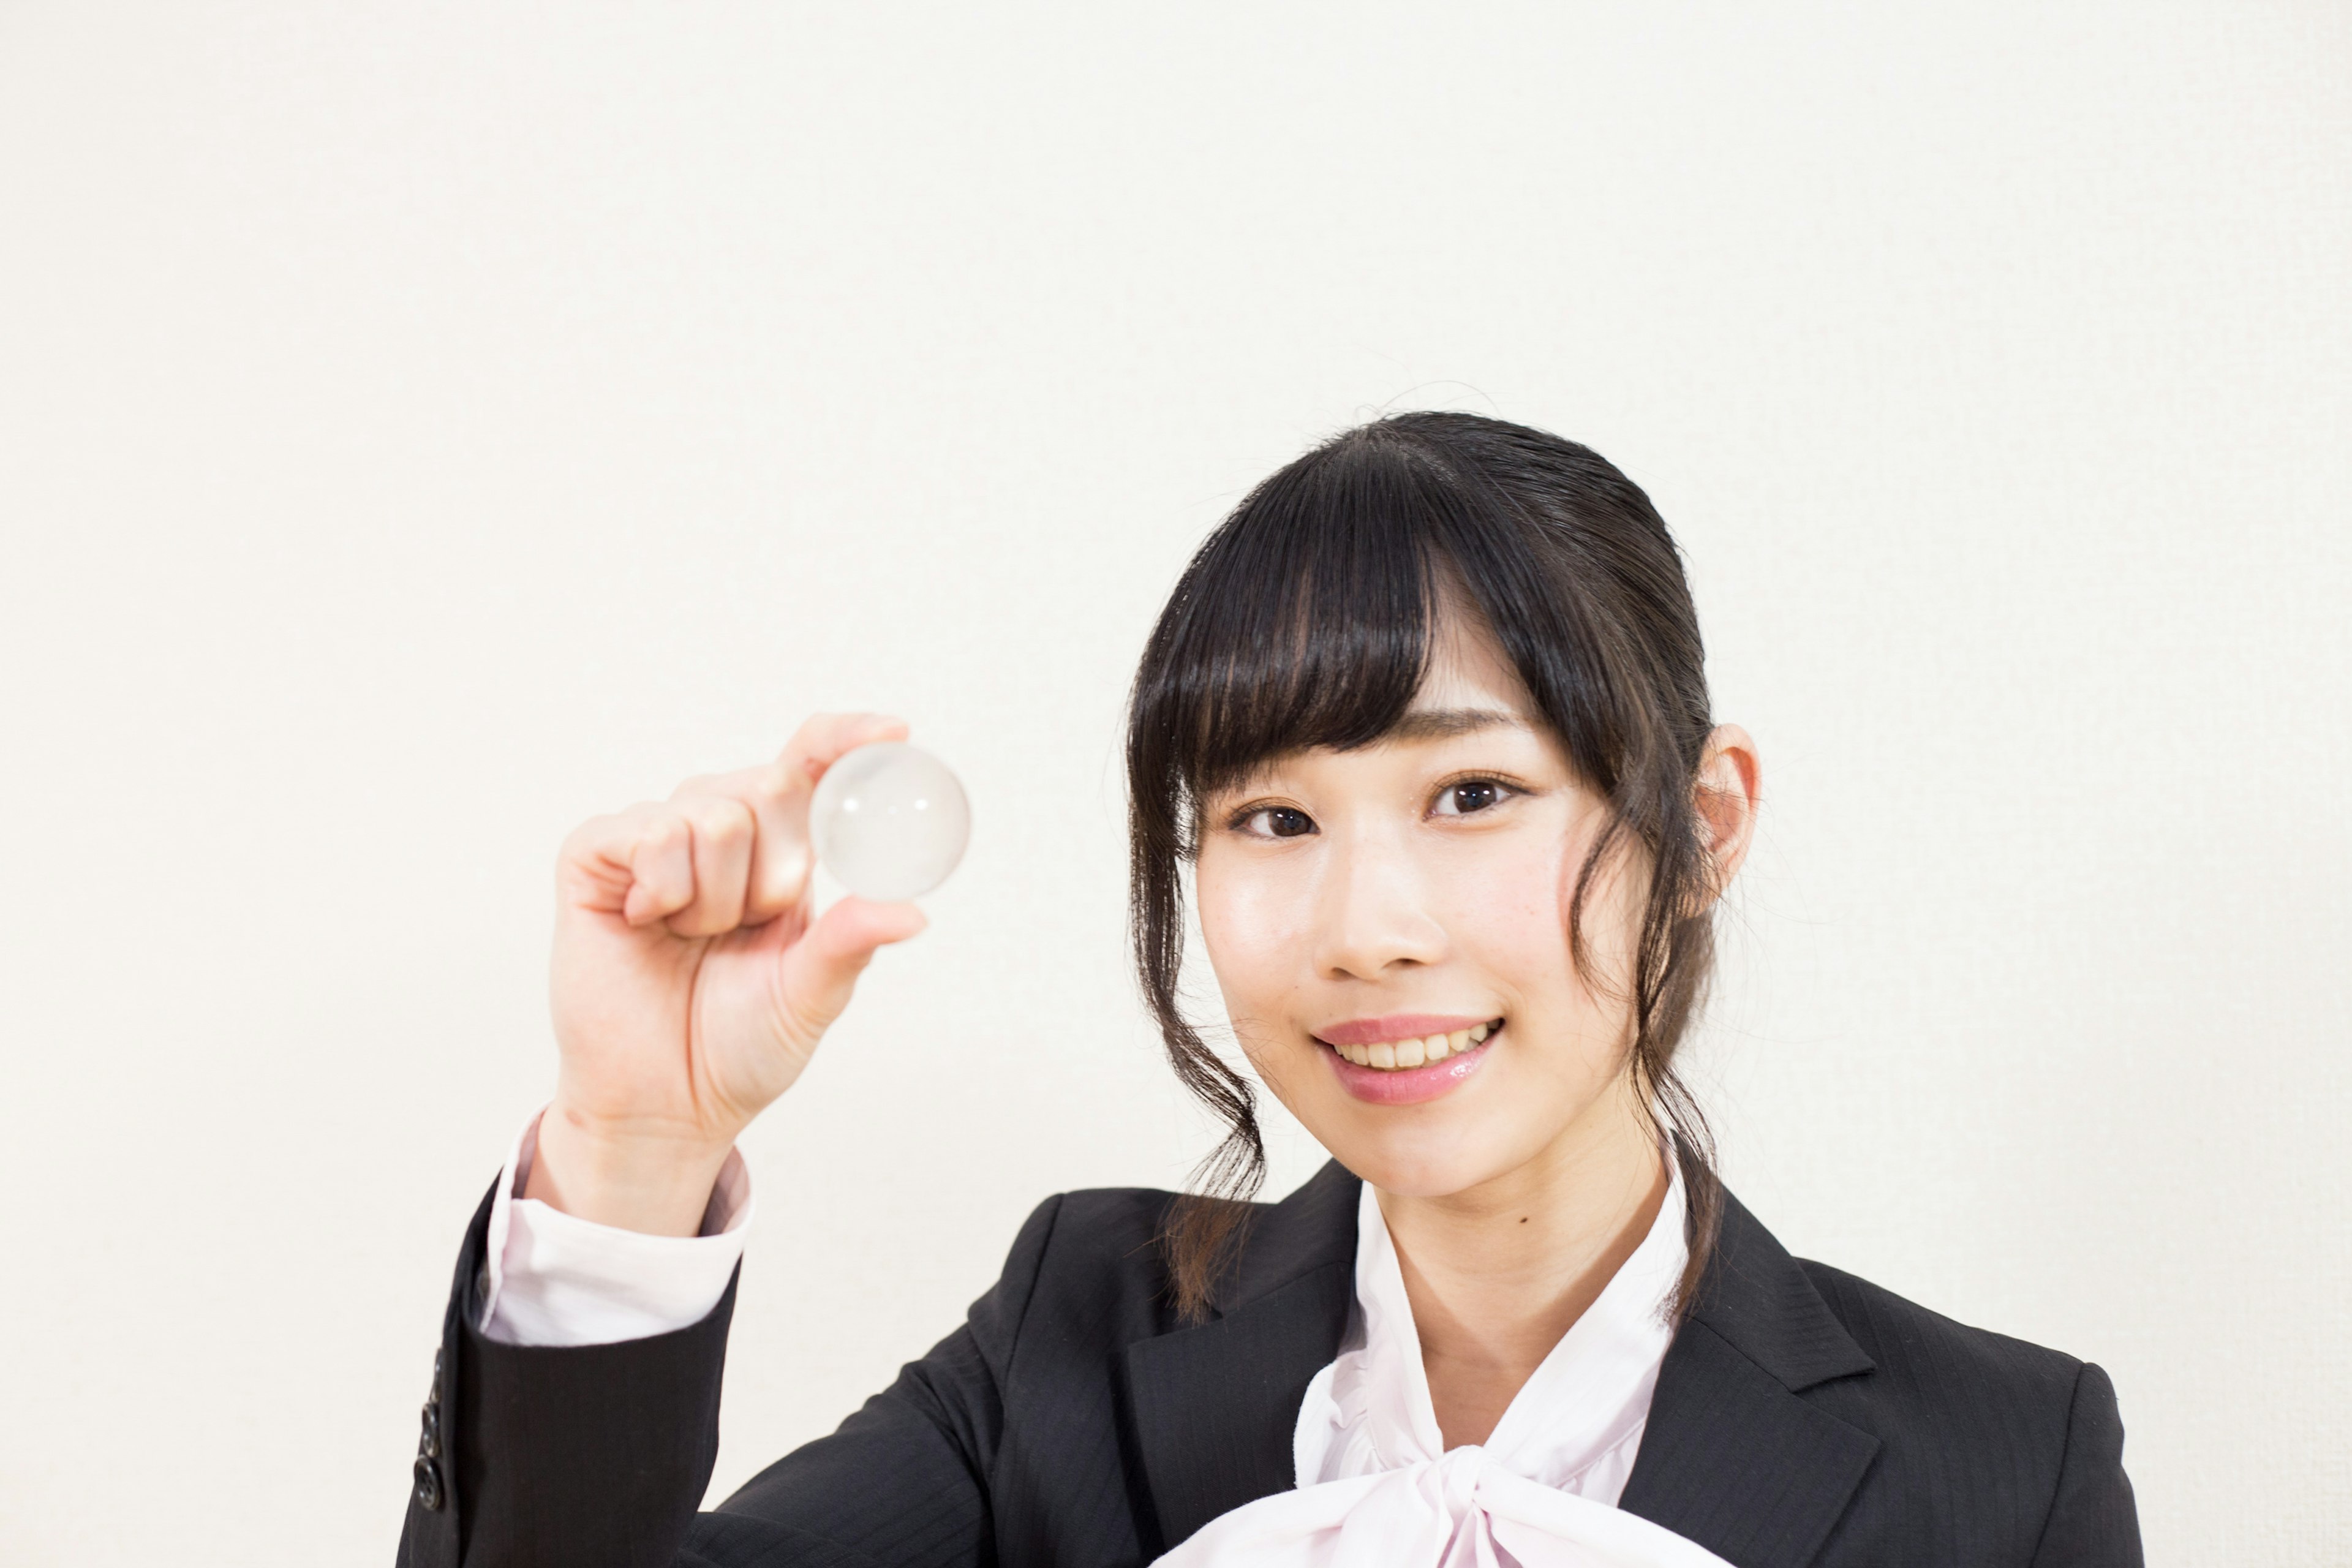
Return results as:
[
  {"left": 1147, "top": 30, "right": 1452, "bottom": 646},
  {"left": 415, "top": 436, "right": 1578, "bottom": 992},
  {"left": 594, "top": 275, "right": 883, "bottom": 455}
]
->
[
  {"left": 777, "top": 712, "right": 910, "bottom": 792},
  {"left": 680, "top": 712, "right": 911, "bottom": 922}
]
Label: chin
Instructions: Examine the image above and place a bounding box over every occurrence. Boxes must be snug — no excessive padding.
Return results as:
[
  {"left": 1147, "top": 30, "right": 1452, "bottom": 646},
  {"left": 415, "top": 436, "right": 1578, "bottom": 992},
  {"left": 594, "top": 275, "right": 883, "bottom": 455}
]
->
[{"left": 1306, "top": 1106, "right": 1535, "bottom": 1201}]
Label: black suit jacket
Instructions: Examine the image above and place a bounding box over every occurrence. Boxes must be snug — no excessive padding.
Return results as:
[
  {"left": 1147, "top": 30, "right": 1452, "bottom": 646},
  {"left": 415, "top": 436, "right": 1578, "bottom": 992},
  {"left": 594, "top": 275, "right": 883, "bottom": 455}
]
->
[{"left": 396, "top": 1161, "right": 2141, "bottom": 1567}]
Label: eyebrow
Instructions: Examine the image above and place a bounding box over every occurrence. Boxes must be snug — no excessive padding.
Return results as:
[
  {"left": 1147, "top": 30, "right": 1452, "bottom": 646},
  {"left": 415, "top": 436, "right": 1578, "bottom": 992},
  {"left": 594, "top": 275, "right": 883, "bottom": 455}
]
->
[{"left": 1382, "top": 706, "right": 1530, "bottom": 742}]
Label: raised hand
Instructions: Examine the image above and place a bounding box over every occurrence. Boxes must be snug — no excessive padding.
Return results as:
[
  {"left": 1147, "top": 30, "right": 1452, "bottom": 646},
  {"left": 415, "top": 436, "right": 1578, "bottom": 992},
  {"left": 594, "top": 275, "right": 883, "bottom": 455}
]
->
[{"left": 527, "top": 713, "right": 927, "bottom": 1234}]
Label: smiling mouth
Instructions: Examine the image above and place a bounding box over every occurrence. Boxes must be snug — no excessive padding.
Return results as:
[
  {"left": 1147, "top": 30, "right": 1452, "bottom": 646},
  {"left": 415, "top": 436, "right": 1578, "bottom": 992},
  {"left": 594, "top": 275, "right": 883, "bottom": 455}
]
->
[{"left": 1317, "top": 1018, "right": 1503, "bottom": 1071}]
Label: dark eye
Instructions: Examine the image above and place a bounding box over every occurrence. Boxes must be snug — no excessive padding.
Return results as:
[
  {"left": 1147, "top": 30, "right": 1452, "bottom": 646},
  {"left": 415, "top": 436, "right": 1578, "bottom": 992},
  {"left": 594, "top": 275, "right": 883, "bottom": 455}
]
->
[
  {"left": 1241, "top": 806, "right": 1316, "bottom": 839},
  {"left": 1433, "top": 780, "right": 1507, "bottom": 817}
]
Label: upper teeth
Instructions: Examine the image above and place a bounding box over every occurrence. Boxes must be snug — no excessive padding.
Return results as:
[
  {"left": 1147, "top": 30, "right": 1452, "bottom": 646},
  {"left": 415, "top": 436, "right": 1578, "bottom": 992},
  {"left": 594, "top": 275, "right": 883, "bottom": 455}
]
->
[{"left": 1332, "top": 1020, "right": 1493, "bottom": 1070}]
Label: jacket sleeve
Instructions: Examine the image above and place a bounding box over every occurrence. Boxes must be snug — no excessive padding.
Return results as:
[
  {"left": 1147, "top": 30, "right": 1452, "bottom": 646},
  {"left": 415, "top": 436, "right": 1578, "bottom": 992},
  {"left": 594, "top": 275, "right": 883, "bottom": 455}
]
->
[
  {"left": 394, "top": 1180, "right": 1066, "bottom": 1568},
  {"left": 2028, "top": 1362, "right": 2144, "bottom": 1567}
]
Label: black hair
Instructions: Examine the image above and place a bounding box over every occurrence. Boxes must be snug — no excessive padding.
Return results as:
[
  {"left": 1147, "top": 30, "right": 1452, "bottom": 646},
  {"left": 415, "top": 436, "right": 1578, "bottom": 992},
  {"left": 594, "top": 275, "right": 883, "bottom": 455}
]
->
[{"left": 1126, "top": 411, "right": 1725, "bottom": 1323}]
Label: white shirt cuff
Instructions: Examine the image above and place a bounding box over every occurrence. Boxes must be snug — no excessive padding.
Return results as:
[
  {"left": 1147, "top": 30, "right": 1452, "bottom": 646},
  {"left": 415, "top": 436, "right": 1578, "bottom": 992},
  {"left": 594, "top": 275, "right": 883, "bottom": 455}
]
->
[{"left": 477, "top": 1107, "right": 753, "bottom": 1348}]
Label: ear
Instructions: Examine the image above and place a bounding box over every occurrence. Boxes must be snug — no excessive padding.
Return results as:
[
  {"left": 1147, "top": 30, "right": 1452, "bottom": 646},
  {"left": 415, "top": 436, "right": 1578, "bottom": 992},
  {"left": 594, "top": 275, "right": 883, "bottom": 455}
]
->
[{"left": 1692, "top": 724, "right": 1762, "bottom": 908}]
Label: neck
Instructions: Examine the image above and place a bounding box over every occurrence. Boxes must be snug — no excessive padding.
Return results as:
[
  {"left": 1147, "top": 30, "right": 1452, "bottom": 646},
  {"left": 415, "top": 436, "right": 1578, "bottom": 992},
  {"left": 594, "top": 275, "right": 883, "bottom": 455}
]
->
[{"left": 1375, "top": 1076, "right": 1670, "bottom": 1449}]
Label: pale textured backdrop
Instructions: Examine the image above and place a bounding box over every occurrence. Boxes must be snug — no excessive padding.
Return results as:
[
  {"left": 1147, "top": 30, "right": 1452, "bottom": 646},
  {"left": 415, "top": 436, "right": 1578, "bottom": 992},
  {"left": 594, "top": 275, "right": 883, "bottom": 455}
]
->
[{"left": 1, "top": 4, "right": 2345, "bottom": 1562}]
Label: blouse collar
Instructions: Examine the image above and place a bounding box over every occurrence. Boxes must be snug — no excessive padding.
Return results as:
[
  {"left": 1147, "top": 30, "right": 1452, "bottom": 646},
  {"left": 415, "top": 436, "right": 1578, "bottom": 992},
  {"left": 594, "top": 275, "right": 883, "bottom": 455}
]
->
[{"left": 1297, "top": 1147, "right": 1689, "bottom": 1494}]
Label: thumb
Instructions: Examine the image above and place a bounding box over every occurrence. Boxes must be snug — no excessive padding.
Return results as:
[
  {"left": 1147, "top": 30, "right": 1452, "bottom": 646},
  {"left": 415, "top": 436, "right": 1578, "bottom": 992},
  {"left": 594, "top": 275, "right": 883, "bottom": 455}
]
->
[{"left": 775, "top": 895, "right": 928, "bottom": 1042}]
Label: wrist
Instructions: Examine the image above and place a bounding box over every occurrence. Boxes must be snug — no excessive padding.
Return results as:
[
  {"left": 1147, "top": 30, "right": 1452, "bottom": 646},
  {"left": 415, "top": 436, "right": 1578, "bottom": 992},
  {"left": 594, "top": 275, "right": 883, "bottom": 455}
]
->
[{"left": 525, "top": 1101, "right": 737, "bottom": 1237}]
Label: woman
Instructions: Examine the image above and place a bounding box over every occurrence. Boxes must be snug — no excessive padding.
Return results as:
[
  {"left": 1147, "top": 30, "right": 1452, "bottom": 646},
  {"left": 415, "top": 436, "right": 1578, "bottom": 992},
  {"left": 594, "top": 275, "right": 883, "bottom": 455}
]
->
[{"left": 395, "top": 415, "right": 2141, "bottom": 1567}]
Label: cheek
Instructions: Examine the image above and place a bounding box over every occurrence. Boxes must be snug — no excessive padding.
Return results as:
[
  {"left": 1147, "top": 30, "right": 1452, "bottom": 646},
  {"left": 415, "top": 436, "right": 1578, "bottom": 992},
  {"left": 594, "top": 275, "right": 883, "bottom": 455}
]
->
[
  {"left": 1194, "top": 850, "right": 1307, "bottom": 1025},
  {"left": 1440, "top": 843, "right": 1577, "bottom": 1001}
]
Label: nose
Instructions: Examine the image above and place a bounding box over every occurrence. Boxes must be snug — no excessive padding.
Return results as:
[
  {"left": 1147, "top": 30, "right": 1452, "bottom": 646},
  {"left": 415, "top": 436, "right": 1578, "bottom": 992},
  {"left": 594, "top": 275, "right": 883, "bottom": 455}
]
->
[{"left": 1310, "top": 824, "right": 1449, "bottom": 981}]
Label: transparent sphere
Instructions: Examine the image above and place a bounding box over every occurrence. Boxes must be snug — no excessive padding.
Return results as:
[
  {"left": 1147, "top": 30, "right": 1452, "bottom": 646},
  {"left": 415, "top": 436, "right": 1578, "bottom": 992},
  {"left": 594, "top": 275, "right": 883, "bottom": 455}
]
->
[{"left": 809, "top": 741, "right": 971, "bottom": 902}]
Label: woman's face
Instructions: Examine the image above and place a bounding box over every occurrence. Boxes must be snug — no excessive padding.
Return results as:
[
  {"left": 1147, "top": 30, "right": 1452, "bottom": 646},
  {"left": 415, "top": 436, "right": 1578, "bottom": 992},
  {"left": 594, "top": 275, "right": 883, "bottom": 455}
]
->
[{"left": 1194, "top": 614, "right": 1653, "bottom": 1200}]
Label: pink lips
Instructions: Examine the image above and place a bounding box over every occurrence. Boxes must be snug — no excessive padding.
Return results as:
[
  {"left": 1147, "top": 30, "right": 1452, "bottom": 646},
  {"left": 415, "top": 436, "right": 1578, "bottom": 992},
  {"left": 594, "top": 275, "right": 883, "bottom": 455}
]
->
[{"left": 1313, "top": 1016, "right": 1501, "bottom": 1106}]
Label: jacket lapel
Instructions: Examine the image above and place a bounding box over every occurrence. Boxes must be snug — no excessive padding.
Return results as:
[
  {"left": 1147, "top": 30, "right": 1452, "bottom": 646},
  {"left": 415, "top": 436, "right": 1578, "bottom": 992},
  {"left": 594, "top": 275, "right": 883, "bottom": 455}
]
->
[
  {"left": 1121, "top": 1160, "right": 1360, "bottom": 1555},
  {"left": 1616, "top": 1189, "right": 1880, "bottom": 1567}
]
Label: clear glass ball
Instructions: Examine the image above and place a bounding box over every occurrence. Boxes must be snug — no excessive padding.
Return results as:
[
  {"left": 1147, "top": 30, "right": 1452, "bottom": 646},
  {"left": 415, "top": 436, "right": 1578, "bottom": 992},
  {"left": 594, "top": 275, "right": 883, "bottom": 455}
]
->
[{"left": 809, "top": 741, "right": 971, "bottom": 902}]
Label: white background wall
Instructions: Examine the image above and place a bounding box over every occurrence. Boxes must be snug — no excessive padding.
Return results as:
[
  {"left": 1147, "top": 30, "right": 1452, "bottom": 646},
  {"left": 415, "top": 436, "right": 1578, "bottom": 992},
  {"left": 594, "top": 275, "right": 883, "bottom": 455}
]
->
[{"left": 2, "top": 3, "right": 2345, "bottom": 1562}]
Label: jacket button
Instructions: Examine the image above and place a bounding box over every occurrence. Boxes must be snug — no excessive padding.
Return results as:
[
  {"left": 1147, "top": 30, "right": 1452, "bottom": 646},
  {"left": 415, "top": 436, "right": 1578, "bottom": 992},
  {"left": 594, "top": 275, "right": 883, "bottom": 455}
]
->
[
  {"left": 418, "top": 1401, "right": 442, "bottom": 1460},
  {"left": 413, "top": 1457, "right": 444, "bottom": 1512}
]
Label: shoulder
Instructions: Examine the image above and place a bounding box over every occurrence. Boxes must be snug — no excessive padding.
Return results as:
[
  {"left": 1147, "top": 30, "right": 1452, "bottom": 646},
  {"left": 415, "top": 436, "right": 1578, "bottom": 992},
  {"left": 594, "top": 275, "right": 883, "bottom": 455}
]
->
[
  {"left": 970, "top": 1185, "right": 1183, "bottom": 1355},
  {"left": 1030, "top": 1183, "right": 1183, "bottom": 1262},
  {"left": 1795, "top": 1255, "right": 2091, "bottom": 1417},
  {"left": 980, "top": 1161, "right": 1362, "bottom": 1353},
  {"left": 1003, "top": 1183, "right": 1178, "bottom": 1293},
  {"left": 1676, "top": 1183, "right": 2142, "bottom": 1560},
  {"left": 1781, "top": 1256, "right": 2139, "bottom": 1562},
  {"left": 1697, "top": 1188, "right": 2100, "bottom": 1434},
  {"left": 1685, "top": 1191, "right": 2136, "bottom": 1558}
]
